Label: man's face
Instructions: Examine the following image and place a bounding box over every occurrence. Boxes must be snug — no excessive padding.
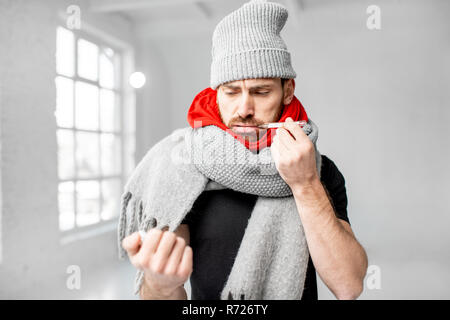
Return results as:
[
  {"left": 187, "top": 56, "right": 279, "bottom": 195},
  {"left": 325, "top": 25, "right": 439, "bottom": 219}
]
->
[{"left": 216, "top": 78, "right": 292, "bottom": 141}]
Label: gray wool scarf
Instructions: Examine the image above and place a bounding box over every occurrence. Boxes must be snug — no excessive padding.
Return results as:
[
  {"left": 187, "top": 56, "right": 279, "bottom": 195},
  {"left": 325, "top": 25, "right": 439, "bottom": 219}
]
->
[{"left": 118, "top": 119, "right": 322, "bottom": 300}]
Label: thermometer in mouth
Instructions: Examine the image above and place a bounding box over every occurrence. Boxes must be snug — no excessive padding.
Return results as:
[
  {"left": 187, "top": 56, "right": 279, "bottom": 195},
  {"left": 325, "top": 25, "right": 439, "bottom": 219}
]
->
[{"left": 257, "top": 120, "right": 307, "bottom": 129}]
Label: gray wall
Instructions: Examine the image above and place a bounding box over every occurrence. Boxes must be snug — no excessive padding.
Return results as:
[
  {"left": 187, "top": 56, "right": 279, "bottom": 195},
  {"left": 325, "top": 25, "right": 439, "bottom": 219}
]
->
[
  {"left": 0, "top": 0, "right": 137, "bottom": 299},
  {"left": 136, "top": 0, "right": 450, "bottom": 299}
]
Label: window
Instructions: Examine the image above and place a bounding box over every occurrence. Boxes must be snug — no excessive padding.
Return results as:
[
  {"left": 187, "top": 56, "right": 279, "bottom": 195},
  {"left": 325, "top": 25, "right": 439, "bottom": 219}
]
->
[{"left": 55, "top": 26, "right": 135, "bottom": 232}]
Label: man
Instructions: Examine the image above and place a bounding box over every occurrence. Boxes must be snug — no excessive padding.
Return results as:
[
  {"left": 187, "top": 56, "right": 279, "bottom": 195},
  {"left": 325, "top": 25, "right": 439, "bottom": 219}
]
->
[{"left": 120, "top": 0, "right": 368, "bottom": 300}]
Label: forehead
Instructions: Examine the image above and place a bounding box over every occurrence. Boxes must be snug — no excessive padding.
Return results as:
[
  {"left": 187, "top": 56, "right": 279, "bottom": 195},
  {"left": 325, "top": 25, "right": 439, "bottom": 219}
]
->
[{"left": 221, "top": 78, "right": 279, "bottom": 89}]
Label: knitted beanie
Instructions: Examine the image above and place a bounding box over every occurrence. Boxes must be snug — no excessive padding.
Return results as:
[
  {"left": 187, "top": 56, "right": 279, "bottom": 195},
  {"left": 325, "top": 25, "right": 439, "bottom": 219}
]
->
[{"left": 210, "top": 0, "right": 296, "bottom": 90}]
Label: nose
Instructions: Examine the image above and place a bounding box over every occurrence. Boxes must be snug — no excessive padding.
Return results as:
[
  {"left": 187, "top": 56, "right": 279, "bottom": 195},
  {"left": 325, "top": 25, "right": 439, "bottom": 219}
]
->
[{"left": 237, "top": 92, "right": 255, "bottom": 119}]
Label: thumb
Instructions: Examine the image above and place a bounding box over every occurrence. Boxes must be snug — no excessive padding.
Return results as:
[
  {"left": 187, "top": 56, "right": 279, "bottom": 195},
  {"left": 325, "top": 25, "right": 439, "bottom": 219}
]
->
[
  {"left": 271, "top": 138, "right": 280, "bottom": 163},
  {"left": 122, "top": 232, "right": 141, "bottom": 256}
]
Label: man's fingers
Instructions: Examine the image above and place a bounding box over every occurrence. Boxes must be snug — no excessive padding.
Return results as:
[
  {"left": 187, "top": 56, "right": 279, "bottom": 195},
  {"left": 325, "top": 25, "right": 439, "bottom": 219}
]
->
[
  {"left": 272, "top": 133, "right": 290, "bottom": 159},
  {"left": 282, "top": 117, "right": 306, "bottom": 142},
  {"left": 177, "top": 246, "right": 193, "bottom": 278},
  {"left": 277, "top": 128, "right": 295, "bottom": 151},
  {"left": 122, "top": 232, "right": 141, "bottom": 256},
  {"left": 132, "top": 228, "right": 164, "bottom": 269},
  {"left": 152, "top": 231, "right": 178, "bottom": 271},
  {"left": 278, "top": 136, "right": 292, "bottom": 157},
  {"left": 164, "top": 237, "right": 187, "bottom": 275},
  {"left": 271, "top": 137, "right": 280, "bottom": 162},
  {"left": 141, "top": 228, "right": 164, "bottom": 255}
]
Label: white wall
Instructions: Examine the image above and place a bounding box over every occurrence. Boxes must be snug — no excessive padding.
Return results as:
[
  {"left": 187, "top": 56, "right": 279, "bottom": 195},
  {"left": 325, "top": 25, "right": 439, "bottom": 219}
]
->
[
  {"left": 1, "top": 0, "right": 447, "bottom": 300},
  {"left": 0, "top": 0, "right": 137, "bottom": 298},
  {"left": 135, "top": 0, "right": 450, "bottom": 299}
]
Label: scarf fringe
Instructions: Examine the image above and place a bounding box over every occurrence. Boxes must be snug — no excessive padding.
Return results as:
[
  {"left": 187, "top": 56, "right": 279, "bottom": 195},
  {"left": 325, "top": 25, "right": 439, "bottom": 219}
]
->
[
  {"left": 227, "top": 290, "right": 246, "bottom": 300},
  {"left": 119, "top": 189, "right": 184, "bottom": 295}
]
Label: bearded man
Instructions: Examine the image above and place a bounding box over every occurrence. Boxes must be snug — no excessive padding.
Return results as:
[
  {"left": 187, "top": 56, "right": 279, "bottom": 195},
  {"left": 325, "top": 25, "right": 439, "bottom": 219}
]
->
[{"left": 119, "top": 0, "right": 368, "bottom": 300}]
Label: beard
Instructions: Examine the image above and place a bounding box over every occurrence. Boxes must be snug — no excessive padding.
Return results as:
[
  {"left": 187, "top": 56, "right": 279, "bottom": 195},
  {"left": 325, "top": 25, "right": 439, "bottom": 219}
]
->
[{"left": 219, "top": 102, "right": 285, "bottom": 143}]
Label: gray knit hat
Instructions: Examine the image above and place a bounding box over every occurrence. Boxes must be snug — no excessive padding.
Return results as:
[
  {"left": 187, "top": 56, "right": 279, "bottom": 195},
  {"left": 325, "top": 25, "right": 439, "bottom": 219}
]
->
[{"left": 210, "top": 0, "right": 296, "bottom": 90}]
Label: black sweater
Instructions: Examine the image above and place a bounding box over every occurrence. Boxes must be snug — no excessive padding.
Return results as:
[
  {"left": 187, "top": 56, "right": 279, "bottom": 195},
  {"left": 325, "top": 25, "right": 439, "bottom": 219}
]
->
[{"left": 181, "top": 154, "right": 349, "bottom": 300}]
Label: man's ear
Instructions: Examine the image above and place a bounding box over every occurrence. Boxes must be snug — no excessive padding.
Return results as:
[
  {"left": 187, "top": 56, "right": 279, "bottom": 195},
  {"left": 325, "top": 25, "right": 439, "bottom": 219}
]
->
[{"left": 282, "top": 79, "right": 295, "bottom": 105}]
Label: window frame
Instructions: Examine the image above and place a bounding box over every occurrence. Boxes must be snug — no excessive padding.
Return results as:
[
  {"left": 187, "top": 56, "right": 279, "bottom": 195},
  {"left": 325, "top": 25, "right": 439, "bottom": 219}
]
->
[{"left": 55, "top": 23, "right": 135, "bottom": 244}]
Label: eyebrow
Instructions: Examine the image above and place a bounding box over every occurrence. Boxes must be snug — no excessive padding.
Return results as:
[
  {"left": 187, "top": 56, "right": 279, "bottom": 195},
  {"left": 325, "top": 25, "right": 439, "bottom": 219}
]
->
[{"left": 223, "top": 84, "right": 274, "bottom": 90}]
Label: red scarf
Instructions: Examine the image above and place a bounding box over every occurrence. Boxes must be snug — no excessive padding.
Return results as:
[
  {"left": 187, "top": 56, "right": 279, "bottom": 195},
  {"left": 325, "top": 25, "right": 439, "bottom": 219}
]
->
[{"left": 187, "top": 81, "right": 309, "bottom": 152}]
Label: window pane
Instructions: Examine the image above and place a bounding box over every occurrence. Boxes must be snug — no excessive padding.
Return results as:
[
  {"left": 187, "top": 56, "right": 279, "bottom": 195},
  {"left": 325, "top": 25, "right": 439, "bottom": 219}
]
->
[
  {"left": 101, "top": 179, "right": 121, "bottom": 220},
  {"left": 76, "top": 132, "right": 99, "bottom": 178},
  {"left": 55, "top": 76, "right": 74, "bottom": 128},
  {"left": 101, "top": 133, "right": 121, "bottom": 176},
  {"left": 59, "top": 181, "right": 75, "bottom": 231},
  {"left": 56, "top": 27, "right": 74, "bottom": 77},
  {"left": 75, "top": 81, "right": 99, "bottom": 130},
  {"left": 77, "top": 38, "right": 98, "bottom": 81},
  {"left": 57, "top": 129, "right": 75, "bottom": 180},
  {"left": 76, "top": 181, "right": 100, "bottom": 227},
  {"left": 99, "top": 49, "right": 114, "bottom": 89},
  {"left": 100, "top": 89, "right": 119, "bottom": 132}
]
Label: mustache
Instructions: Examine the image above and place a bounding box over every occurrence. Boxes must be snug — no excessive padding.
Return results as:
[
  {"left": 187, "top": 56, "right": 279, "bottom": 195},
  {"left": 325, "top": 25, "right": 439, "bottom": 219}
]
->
[{"left": 228, "top": 117, "right": 264, "bottom": 127}]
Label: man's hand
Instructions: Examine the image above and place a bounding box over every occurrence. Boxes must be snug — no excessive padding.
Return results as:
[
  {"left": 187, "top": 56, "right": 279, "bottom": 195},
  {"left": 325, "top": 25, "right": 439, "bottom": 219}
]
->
[
  {"left": 122, "top": 228, "right": 193, "bottom": 298},
  {"left": 272, "top": 118, "right": 368, "bottom": 299},
  {"left": 271, "top": 117, "right": 319, "bottom": 191}
]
